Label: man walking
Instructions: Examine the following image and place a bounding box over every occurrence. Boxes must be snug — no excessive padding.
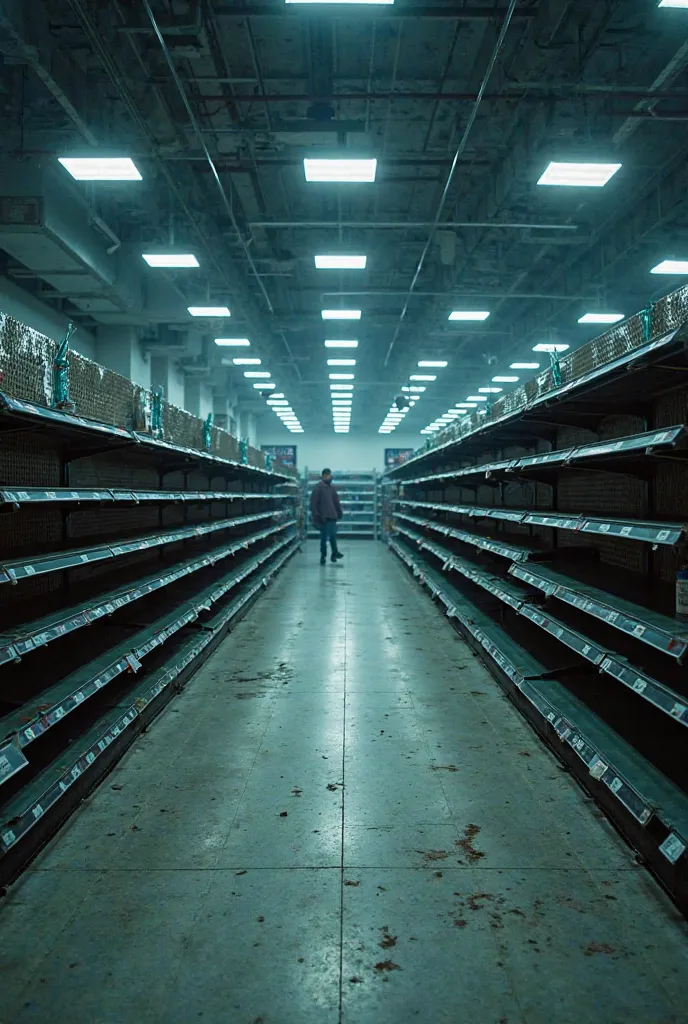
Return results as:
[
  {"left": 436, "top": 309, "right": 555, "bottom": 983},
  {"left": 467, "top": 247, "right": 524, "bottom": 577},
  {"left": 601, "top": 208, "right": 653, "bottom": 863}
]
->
[{"left": 310, "top": 468, "right": 344, "bottom": 565}]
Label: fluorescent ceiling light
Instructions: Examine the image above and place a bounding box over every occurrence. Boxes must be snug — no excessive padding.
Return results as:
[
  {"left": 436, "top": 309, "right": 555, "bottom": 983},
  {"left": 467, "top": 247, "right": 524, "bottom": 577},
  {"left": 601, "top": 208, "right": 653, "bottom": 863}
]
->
[
  {"left": 479, "top": 387, "right": 503, "bottom": 394},
  {"left": 537, "top": 161, "right": 621, "bottom": 187},
  {"left": 304, "top": 158, "right": 377, "bottom": 183},
  {"left": 233, "top": 357, "right": 261, "bottom": 365},
  {"left": 215, "top": 338, "right": 249, "bottom": 346},
  {"left": 253, "top": 382, "right": 275, "bottom": 389},
  {"left": 659, "top": 0, "right": 688, "bottom": 6},
  {"left": 456, "top": 403, "right": 477, "bottom": 409},
  {"left": 321, "top": 309, "right": 361, "bottom": 320},
  {"left": 324, "top": 339, "right": 359, "bottom": 348},
  {"left": 578, "top": 313, "right": 625, "bottom": 325},
  {"left": 142, "top": 253, "right": 199, "bottom": 268},
  {"left": 448, "top": 311, "right": 490, "bottom": 321},
  {"left": 188, "top": 306, "right": 230, "bottom": 317},
  {"left": 244, "top": 371, "right": 271, "bottom": 378},
  {"left": 417, "top": 360, "right": 448, "bottom": 368},
  {"left": 288, "top": 0, "right": 393, "bottom": 7},
  {"left": 329, "top": 373, "right": 355, "bottom": 380},
  {"left": 533, "top": 343, "right": 570, "bottom": 353},
  {"left": 650, "top": 260, "right": 688, "bottom": 274},
  {"left": 466, "top": 396, "right": 487, "bottom": 402},
  {"left": 330, "top": 384, "right": 354, "bottom": 390},
  {"left": 268, "top": 400, "right": 289, "bottom": 406},
  {"left": 315, "top": 254, "right": 367, "bottom": 270},
  {"left": 327, "top": 359, "right": 356, "bottom": 366},
  {"left": 271, "top": 394, "right": 285, "bottom": 399},
  {"left": 409, "top": 374, "right": 436, "bottom": 382},
  {"left": 402, "top": 386, "right": 426, "bottom": 393},
  {"left": 58, "top": 156, "right": 142, "bottom": 181},
  {"left": 492, "top": 376, "right": 519, "bottom": 383},
  {"left": 510, "top": 362, "right": 540, "bottom": 370}
]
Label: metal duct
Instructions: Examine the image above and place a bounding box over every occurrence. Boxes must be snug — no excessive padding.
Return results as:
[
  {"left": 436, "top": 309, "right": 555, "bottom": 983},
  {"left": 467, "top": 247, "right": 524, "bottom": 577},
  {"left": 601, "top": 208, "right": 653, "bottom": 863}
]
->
[{"left": 0, "top": 160, "right": 188, "bottom": 325}]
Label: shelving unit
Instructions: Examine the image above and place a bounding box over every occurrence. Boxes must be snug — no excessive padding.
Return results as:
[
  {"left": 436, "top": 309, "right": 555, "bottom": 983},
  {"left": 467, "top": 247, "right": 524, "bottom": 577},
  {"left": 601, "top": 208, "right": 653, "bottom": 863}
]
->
[
  {"left": 384, "top": 299, "right": 688, "bottom": 910},
  {"left": 303, "top": 468, "right": 380, "bottom": 540},
  {"left": 0, "top": 385, "right": 299, "bottom": 881}
]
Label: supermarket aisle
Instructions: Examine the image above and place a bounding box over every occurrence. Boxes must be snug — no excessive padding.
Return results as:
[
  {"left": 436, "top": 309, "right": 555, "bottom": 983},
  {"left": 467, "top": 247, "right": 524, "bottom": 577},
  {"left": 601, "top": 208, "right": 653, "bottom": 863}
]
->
[{"left": 1, "top": 541, "right": 688, "bottom": 1023}]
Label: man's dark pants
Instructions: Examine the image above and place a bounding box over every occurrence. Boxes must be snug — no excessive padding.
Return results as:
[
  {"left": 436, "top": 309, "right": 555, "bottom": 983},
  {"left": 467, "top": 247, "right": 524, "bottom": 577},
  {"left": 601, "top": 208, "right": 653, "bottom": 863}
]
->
[{"left": 319, "top": 519, "right": 340, "bottom": 559}]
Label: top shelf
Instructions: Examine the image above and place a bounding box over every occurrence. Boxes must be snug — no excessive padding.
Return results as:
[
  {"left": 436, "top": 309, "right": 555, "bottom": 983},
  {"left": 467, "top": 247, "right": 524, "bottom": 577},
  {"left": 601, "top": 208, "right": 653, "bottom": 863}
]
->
[
  {"left": 385, "top": 315, "right": 688, "bottom": 477},
  {"left": 0, "top": 391, "right": 295, "bottom": 483}
]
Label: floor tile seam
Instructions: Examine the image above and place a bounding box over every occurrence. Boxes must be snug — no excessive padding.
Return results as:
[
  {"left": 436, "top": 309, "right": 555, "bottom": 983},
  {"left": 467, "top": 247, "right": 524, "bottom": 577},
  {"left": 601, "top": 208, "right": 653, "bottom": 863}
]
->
[
  {"left": 338, "top": 568, "right": 350, "bottom": 1024},
  {"left": 25, "top": 863, "right": 641, "bottom": 875}
]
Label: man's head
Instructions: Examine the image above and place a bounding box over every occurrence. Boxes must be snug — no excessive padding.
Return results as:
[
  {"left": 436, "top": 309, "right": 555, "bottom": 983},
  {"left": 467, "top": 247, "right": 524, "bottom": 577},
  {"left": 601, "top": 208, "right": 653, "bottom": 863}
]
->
[{"left": 321, "top": 468, "right": 332, "bottom": 483}]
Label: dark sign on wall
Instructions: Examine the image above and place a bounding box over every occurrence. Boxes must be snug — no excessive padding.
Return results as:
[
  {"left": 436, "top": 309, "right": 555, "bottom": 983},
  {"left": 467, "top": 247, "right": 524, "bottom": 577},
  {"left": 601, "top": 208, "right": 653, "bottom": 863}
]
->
[
  {"left": 384, "top": 448, "right": 414, "bottom": 469},
  {"left": 261, "top": 444, "right": 297, "bottom": 468}
]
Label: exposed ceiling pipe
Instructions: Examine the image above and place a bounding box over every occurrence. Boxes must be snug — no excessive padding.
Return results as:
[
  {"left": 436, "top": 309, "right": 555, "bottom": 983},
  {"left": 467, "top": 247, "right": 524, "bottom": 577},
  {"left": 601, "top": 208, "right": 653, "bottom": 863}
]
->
[
  {"left": 250, "top": 220, "right": 578, "bottom": 231},
  {"left": 208, "top": 4, "right": 534, "bottom": 19},
  {"left": 176, "top": 88, "right": 688, "bottom": 104},
  {"left": 141, "top": 0, "right": 274, "bottom": 317},
  {"left": 384, "top": 0, "right": 519, "bottom": 367},
  {"left": 320, "top": 291, "right": 598, "bottom": 301}
]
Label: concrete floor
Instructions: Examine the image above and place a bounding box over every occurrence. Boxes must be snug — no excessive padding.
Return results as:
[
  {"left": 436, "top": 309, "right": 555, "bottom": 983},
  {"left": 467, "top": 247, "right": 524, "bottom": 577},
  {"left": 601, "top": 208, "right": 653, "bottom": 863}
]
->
[{"left": 2, "top": 541, "right": 688, "bottom": 1023}]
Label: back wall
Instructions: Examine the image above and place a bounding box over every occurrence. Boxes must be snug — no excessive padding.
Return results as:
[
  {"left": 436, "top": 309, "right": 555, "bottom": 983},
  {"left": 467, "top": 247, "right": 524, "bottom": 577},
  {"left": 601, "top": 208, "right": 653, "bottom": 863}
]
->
[{"left": 256, "top": 426, "right": 420, "bottom": 473}]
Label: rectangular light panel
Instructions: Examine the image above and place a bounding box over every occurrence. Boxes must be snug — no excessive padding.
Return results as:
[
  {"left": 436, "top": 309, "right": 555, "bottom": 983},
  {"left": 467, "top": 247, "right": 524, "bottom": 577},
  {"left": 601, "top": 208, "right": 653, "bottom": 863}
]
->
[
  {"left": 448, "top": 311, "right": 490, "bottom": 321},
  {"left": 288, "top": 0, "right": 393, "bottom": 5},
  {"left": 58, "top": 157, "right": 142, "bottom": 181},
  {"left": 510, "top": 362, "right": 540, "bottom": 369},
  {"left": 321, "top": 310, "right": 361, "bottom": 320},
  {"left": 650, "top": 260, "right": 688, "bottom": 274},
  {"left": 232, "top": 358, "right": 261, "bottom": 365},
  {"left": 253, "top": 382, "right": 275, "bottom": 389},
  {"left": 409, "top": 374, "right": 436, "bottom": 382},
  {"left": 537, "top": 162, "right": 621, "bottom": 187},
  {"left": 244, "top": 371, "right": 271, "bottom": 378},
  {"left": 188, "top": 306, "right": 230, "bottom": 317},
  {"left": 215, "top": 338, "right": 250, "bottom": 346},
  {"left": 324, "top": 339, "right": 358, "bottom": 348},
  {"left": 305, "top": 158, "right": 377, "bottom": 182},
  {"left": 417, "top": 360, "right": 448, "bottom": 368},
  {"left": 329, "top": 373, "right": 355, "bottom": 380},
  {"left": 315, "top": 254, "right": 367, "bottom": 270},
  {"left": 492, "top": 376, "right": 519, "bottom": 383},
  {"left": 578, "top": 313, "right": 625, "bottom": 324},
  {"left": 659, "top": 1, "right": 688, "bottom": 7},
  {"left": 533, "top": 343, "right": 570, "bottom": 353},
  {"left": 327, "top": 359, "right": 356, "bottom": 366},
  {"left": 142, "top": 253, "right": 199, "bottom": 268}
]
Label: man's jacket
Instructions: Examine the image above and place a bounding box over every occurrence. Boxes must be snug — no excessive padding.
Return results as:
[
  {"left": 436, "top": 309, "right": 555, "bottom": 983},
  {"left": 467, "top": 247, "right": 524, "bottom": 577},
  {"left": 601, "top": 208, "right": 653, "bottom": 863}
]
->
[{"left": 310, "top": 480, "right": 342, "bottom": 526}]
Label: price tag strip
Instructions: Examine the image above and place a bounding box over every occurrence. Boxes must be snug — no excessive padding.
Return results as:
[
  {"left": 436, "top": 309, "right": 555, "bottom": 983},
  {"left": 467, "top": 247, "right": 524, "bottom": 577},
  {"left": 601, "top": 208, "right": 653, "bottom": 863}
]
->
[
  {"left": 509, "top": 563, "right": 688, "bottom": 661},
  {"left": 395, "top": 499, "right": 686, "bottom": 551},
  {"left": 0, "top": 520, "right": 295, "bottom": 665}
]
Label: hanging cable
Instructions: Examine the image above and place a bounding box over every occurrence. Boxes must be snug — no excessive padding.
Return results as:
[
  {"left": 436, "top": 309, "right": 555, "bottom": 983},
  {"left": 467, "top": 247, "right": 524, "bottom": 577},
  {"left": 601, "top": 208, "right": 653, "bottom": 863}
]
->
[{"left": 384, "top": 0, "right": 520, "bottom": 366}]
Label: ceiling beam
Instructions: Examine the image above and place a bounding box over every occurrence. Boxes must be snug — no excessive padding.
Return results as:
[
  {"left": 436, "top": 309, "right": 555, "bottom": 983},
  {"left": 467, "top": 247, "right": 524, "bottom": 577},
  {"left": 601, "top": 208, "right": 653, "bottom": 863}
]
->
[
  {"left": 249, "top": 220, "right": 578, "bottom": 231},
  {"left": 0, "top": 0, "right": 97, "bottom": 144},
  {"left": 209, "top": 5, "right": 537, "bottom": 20}
]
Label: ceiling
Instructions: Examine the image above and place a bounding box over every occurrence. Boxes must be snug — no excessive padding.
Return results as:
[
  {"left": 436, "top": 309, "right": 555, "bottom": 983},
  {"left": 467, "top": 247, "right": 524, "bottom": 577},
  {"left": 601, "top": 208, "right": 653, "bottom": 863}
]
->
[{"left": 1, "top": 0, "right": 688, "bottom": 436}]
